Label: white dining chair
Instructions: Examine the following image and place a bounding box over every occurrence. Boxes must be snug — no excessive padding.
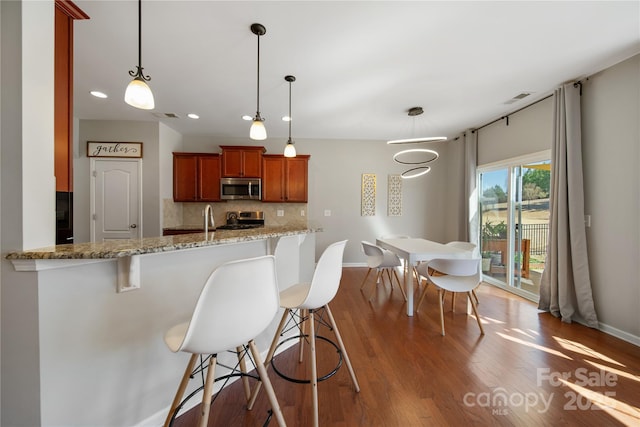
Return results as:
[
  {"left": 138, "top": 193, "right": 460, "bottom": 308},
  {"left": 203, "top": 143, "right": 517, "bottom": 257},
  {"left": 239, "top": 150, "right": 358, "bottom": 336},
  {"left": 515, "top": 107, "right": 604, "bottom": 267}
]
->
[
  {"left": 360, "top": 241, "right": 407, "bottom": 300},
  {"left": 416, "top": 258, "right": 484, "bottom": 336},
  {"left": 444, "top": 241, "right": 480, "bottom": 305},
  {"left": 415, "top": 241, "right": 479, "bottom": 308},
  {"left": 163, "top": 255, "right": 286, "bottom": 427},
  {"left": 379, "top": 235, "right": 421, "bottom": 286}
]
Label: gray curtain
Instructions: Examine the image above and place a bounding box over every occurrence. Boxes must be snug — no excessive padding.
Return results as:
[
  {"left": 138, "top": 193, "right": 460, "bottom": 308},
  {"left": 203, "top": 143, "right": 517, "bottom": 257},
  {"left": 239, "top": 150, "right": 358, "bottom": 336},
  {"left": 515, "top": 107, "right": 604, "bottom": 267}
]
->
[
  {"left": 538, "top": 83, "right": 598, "bottom": 327},
  {"left": 463, "top": 130, "right": 479, "bottom": 254}
]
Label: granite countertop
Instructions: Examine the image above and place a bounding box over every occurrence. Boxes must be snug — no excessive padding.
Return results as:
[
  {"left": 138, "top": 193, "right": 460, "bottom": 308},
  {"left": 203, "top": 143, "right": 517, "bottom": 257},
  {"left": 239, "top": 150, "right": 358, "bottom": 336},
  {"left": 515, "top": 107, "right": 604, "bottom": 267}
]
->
[{"left": 5, "top": 225, "right": 321, "bottom": 260}]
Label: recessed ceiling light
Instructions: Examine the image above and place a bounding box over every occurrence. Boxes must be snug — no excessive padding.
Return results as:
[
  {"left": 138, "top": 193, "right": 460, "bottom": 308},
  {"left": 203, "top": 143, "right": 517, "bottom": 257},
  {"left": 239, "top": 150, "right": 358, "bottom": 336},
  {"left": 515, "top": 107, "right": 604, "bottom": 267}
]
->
[
  {"left": 187, "top": 113, "right": 199, "bottom": 119},
  {"left": 242, "top": 115, "right": 253, "bottom": 121},
  {"left": 90, "top": 91, "right": 107, "bottom": 98}
]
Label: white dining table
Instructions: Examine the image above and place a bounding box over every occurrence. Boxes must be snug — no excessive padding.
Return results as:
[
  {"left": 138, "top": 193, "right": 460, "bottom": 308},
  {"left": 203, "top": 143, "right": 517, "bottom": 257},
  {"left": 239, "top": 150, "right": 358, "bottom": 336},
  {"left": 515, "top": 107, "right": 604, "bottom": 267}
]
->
[{"left": 376, "top": 238, "right": 473, "bottom": 316}]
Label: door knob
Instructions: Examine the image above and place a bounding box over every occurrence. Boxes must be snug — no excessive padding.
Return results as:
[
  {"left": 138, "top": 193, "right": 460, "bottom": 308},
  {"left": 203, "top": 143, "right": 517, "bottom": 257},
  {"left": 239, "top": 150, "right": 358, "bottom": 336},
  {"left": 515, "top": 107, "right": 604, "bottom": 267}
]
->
[{"left": 130, "top": 224, "right": 137, "bottom": 229}]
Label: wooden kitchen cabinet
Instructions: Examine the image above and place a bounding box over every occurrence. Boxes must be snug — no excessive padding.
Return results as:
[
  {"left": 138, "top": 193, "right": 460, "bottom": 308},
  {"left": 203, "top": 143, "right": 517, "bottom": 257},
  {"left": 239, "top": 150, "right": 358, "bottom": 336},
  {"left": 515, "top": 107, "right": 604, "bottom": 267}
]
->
[
  {"left": 54, "top": 1, "right": 89, "bottom": 192},
  {"left": 173, "top": 153, "right": 221, "bottom": 202},
  {"left": 220, "top": 146, "right": 265, "bottom": 178},
  {"left": 262, "top": 155, "right": 310, "bottom": 202}
]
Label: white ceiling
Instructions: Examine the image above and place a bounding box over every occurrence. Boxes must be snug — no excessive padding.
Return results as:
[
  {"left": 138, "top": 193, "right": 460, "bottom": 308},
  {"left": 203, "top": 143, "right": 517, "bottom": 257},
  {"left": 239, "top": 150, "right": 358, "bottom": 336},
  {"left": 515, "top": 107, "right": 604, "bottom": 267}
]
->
[{"left": 73, "top": 1, "right": 640, "bottom": 143}]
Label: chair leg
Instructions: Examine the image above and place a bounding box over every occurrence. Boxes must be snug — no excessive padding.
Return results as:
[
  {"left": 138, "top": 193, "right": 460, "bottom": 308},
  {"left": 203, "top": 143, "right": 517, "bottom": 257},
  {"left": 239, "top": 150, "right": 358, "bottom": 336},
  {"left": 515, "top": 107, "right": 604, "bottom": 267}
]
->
[
  {"left": 299, "top": 309, "right": 307, "bottom": 363},
  {"left": 199, "top": 354, "right": 217, "bottom": 427},
  {"left": 472, "top": 288, "right": 480, "bottom": 305},
  {"left": 415, "top": 282, "right": 430, "bottom": 312},
  {"left": 248, "top": 340, "right": 287, "bottom": 427},
  {"left": 248, "top": 308, "right": 290, "bottom": 410},
  {"left": 308, "top": 309, "right": 319, "bottom": 427},
  {"left": 325, "top": 304, "right": 360, "bottom": 392},
  {"left": 236, "top": 346, "right": 251, "bottom": 402},
  {"left": 438, "top": 288, "right": 446, "bottom": 336},
  {"left": 412, "top": 267, "right": 421, "bottom": 286},
  {"left": 451, "top": 292, "right": 456, "bottom": 312},
  {"left": 383, "top": 268, "right": 393, "bottom": 287},
  {"left": 368, "top": 270, "right": 384, "bottom": 299},
  {"left": 164, "top": 353, "right": 199, "bottom": 427},
  {"left": 359, "top": 268, "right": 373, "bottom": 290},
  {"left": 468, "top": 292, "right": 485, "bottom": 335},
  {"left": 391, "top": 268, "right": 407, "bottom": 301}
]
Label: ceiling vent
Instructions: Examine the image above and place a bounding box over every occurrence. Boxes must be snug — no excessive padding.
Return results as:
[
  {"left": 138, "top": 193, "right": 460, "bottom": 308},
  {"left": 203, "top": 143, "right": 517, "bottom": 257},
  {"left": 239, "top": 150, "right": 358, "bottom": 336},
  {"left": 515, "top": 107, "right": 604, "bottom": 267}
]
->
[
  {"left": 504, "top": 92, "right": 531, "bottom": 104},
  {"left": 152, "top": 112, "right": 180, "bottom": 118}
]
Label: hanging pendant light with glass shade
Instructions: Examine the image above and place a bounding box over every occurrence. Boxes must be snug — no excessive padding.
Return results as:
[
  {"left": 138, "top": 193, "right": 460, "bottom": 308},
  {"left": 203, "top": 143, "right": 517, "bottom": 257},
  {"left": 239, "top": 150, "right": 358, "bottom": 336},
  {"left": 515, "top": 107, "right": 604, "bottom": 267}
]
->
[
  {"left": 249, "top": 23, "right": 267, "bottom": 140},
  {"left": 283, "top": 75, "right": 297, "bottom": 157},
  {"left": 125, "top": 0, "right": 154, "bottom": 110}
]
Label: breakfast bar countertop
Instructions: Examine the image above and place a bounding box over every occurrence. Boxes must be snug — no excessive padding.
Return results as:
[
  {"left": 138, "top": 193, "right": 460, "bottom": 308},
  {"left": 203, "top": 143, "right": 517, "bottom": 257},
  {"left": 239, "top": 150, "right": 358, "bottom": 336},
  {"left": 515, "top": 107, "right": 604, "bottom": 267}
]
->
[{"left": 5, "top": 225, "right": 321, "bottom": 260}]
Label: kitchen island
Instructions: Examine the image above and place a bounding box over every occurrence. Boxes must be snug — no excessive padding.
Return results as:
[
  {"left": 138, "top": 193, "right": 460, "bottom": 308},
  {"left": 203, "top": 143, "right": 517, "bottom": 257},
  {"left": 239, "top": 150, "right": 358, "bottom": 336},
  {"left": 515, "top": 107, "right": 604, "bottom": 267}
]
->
[{"left": 4, "top": 226, "right": 320, "bottom": 427}]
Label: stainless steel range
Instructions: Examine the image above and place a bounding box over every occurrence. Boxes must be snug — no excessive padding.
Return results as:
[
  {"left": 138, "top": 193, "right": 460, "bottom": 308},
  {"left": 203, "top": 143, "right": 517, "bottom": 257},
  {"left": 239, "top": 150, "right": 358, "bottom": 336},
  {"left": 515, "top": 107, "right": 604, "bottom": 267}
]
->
[{"left": 215, "top": 211, "right": 265, "bottom": 230}]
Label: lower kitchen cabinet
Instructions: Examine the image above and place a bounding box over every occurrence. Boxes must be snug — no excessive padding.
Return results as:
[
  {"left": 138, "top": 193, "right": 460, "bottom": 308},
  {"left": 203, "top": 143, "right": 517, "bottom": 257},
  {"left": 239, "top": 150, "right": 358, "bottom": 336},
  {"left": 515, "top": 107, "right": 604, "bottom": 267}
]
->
[
  {"left": 173, "top": 152, "right": 221, "bottom": 202},
  {"left": 262, "top": 154, "right": 309, "bottom": 202}
]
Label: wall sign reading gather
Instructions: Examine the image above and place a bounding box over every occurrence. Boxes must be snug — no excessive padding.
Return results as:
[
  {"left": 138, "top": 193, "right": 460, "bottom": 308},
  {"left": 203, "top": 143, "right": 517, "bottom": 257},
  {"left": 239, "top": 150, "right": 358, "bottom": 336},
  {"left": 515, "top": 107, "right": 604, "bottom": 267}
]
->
[{"left": 87, "top": 141, "right": 143, "bottom": 158}]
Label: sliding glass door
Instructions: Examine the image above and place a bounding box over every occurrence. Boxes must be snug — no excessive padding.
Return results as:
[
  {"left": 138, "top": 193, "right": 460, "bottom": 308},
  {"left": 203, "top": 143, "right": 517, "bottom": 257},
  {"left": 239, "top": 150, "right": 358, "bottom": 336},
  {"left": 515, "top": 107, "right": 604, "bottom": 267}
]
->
[{"left": 478, "top": 154, "right": 550, "bottom": 300}]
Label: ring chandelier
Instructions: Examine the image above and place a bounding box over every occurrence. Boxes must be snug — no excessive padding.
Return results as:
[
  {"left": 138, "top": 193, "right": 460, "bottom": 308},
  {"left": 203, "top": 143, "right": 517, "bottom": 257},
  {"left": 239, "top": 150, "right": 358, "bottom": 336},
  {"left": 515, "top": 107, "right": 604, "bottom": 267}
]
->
[
  {"left": 390, "top": 107, "right": 445, "bottom": 179},
  {"left": 392, "top": 148, "right": 439, "bottom": 165},
  {"left": 401, "top": 166, "right": 431, "bottom": 179}
]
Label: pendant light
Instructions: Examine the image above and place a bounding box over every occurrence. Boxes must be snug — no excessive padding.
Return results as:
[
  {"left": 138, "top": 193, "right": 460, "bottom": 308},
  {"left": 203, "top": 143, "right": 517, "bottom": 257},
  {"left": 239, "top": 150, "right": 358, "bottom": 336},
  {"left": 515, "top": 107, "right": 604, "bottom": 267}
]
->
[
  {"left": 283, "top": 75, "right": 297, "bottom": 157},
  {"left": 125, "top": 0, "right": 154, "bottom": 110},
  {"left": 250, "top": 23, "right": 267, "bottom": 140}
]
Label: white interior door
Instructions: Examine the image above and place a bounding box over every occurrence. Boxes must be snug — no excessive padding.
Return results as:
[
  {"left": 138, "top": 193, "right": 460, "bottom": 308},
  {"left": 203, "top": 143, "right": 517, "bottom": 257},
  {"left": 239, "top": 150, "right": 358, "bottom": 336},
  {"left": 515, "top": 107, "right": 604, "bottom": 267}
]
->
[{"left": 91, "top": 159, "right": 142, "bottom": 242}]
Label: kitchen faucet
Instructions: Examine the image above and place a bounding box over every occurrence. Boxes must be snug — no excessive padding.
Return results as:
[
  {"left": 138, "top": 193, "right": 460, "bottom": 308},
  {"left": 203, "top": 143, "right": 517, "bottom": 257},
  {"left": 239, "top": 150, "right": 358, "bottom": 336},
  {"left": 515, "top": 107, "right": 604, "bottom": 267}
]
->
[{"left": 204, "top": 204, "right": 215, "bottom": 234}]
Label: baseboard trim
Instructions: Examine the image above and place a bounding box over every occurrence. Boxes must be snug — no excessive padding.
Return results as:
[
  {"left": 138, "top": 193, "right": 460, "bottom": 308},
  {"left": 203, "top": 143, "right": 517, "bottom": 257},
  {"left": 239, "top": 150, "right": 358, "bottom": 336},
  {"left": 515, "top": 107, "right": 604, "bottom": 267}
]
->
[{"left": 597, "top": 322, "right": 640, "bottom": 347}]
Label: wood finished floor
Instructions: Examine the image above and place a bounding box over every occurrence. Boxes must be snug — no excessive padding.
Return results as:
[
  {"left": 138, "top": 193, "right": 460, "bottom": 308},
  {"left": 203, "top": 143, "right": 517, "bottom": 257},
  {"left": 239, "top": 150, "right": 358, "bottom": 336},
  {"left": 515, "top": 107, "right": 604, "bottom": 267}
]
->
[{"left": 171, "top": 267, "right": 640, "bottom": 426}]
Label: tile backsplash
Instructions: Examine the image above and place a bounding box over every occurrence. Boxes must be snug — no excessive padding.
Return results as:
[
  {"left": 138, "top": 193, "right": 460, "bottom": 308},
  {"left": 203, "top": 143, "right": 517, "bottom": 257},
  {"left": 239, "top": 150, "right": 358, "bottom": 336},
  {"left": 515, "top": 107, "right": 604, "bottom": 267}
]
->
[{"left": 163, "top": 199, "right": 308, "bottom": 229}]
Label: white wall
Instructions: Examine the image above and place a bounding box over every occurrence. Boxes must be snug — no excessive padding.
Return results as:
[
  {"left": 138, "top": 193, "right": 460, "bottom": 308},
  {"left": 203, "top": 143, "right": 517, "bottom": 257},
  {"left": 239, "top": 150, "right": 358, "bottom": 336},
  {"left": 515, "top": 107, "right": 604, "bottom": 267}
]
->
[
  {"left": 1, "top": 1, "right": 55, "bottom": 425},
  {"left": 582, "top": 54, "right": 640, "bottom": 342},
  {"left": 158, "top": 123, "right": 183, "bottom": 200}
]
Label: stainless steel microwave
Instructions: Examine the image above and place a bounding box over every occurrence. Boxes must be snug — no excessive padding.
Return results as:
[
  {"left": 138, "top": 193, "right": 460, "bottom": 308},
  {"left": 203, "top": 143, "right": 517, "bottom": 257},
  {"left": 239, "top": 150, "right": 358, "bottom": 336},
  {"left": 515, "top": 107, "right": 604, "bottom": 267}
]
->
[{"left": 220, "top": 178, "right": 261, "bottom": 200}]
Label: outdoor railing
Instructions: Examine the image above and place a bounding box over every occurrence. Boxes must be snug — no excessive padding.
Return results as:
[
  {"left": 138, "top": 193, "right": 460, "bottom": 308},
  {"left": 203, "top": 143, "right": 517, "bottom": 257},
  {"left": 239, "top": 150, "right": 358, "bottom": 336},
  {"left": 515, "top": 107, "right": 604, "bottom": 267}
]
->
[{"left": 519, "top": 223, "right": 548, "bottom": 255}]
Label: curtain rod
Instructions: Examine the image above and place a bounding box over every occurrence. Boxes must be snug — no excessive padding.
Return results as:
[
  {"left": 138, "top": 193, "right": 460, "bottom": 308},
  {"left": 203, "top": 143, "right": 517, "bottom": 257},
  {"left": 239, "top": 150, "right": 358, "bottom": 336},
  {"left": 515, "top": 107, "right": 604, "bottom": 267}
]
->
[{"left": 473, "top": 93, "right": 553, "bottom": 133}]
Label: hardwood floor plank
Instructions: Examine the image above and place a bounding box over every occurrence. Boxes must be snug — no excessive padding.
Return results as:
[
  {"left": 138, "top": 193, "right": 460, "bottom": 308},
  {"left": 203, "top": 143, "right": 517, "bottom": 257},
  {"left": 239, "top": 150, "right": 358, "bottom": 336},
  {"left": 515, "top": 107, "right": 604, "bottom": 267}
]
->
[{"left": 170, "top": 267, "right": 640, "bottom": 426}]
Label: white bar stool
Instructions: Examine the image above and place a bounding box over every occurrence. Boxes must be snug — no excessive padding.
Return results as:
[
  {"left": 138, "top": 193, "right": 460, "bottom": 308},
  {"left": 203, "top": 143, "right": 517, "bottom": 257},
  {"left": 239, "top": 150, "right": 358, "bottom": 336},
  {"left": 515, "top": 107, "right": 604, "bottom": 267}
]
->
[
  {"left": 249, "top": 240, "right": 360, "bottom": 427},
  {"left": 163, "top": 255, "right": 286, "bottom": 427}
]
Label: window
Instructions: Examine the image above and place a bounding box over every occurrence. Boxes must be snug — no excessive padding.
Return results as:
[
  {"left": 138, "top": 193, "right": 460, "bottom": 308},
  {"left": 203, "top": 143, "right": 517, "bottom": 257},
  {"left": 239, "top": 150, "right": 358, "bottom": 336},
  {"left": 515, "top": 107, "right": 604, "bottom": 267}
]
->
[{"left": 478, "top": 152, "right": 550, "bottom": 301}]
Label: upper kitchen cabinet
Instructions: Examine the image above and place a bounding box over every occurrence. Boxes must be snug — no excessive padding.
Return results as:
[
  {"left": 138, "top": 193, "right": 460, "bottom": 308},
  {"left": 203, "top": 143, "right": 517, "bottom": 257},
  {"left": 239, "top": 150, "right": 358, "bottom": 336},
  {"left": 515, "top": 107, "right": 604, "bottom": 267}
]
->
[
  {"left": 262, "top": 155, "right": 310, "bottom": 203},
  {"left": 54, "top": 0, "right": 89, "bottom": 192},
  {"left": 173, "top": 153, "right": 221, "bottom": 202},
  {"left": 220, "top": 146, "right": 265, "bottom": 178}
]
